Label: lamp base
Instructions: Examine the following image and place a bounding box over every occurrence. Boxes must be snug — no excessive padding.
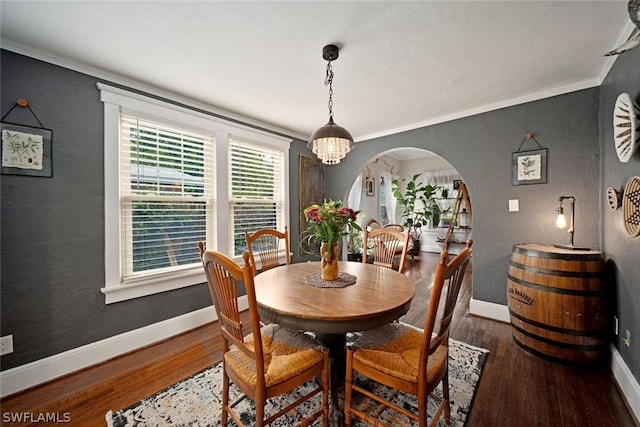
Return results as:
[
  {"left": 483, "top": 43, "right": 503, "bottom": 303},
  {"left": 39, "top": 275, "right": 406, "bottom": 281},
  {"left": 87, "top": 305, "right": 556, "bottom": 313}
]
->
[{"left": 553, "top": 244, "right": 591, "bottom": 251}]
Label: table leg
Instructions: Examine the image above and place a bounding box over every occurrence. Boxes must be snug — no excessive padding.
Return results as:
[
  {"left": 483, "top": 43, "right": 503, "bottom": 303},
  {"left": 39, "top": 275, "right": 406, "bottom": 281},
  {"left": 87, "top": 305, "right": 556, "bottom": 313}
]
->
[{"left": 315, "top": 333, "right": 347, "bottom": 427}]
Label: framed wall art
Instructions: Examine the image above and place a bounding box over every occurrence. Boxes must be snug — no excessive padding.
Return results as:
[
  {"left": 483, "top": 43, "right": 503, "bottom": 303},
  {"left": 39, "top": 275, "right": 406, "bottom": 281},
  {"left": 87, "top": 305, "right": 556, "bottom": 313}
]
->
[
  {"left": 1, "top": 122, "right": 53, "bottom": 177},
  {"left": 512, "top": 148, "right": 547, "bottom": 185},
  {"left": 299, "top": 154, "right": 325, "bottom": 253},
  {"left": 365, "top": 177, "right": 375, "bottom": 196},
  {"left": 1, "top": 99, "right": 53, "bottom": 178},
  {"left": 511, "top": 133, "right": 547, "bottom": 186}
]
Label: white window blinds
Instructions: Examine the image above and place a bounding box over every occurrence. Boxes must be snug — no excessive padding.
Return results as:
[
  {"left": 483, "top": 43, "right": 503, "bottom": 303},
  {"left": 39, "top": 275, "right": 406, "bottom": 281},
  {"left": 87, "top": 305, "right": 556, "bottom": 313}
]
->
[
  {"left": 422, "top": 169, "right": 461, "bottom": 186},
  {"left": 120, "top": 113, "right": 215, "bottom": 280},
  {"left": 229, "top": 139, "right": 285, "bottom": 256}
]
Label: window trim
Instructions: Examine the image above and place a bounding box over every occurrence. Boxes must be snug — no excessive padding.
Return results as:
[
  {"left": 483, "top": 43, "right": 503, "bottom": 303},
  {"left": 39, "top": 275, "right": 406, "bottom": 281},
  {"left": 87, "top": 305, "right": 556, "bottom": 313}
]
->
[{"left": 98, "top": 83, "right": 291, "bottom": 304}]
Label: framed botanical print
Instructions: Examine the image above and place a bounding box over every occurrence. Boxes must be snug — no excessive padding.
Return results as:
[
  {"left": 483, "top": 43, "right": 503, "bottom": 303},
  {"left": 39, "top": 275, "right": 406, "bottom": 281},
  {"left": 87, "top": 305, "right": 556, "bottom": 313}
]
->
[
  {"left": 512, "top": 148, "right": 547, "bottom": 185},
  {"left": 1, "top": 122, "right": 53, "bottom": 177}
]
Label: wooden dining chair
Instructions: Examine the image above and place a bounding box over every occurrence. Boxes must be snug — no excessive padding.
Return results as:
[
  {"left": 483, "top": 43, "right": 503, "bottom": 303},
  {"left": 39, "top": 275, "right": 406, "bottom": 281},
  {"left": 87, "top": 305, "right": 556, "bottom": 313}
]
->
[
  {"left": 345, "top": 240, "right": 473, "bottom": 427},
  {"left": 383, "top": 223, "right": 404, "bottom": 232},
  {"left": 200, "top": 249, "right": 329, "bottom": 427},
  {"left": 362, "top": 227, "right": 411, "bottom": 273},
  {"left": 365, "top": 219, "right": 382, "bottom": 232},
  {"left": 245, "top": 227, "right": 291, "bottom": 277}
]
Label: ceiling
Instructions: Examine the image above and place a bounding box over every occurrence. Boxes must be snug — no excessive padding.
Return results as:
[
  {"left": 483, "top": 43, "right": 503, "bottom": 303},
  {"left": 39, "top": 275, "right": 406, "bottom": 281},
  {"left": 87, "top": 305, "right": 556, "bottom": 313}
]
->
[{"left": 0, "top": 1, "right": 633, "bottom": 143}]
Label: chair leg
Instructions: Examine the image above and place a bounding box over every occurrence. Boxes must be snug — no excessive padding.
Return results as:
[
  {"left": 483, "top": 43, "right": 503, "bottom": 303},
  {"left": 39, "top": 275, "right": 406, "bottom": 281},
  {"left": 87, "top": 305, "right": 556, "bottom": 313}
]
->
[
  {"left": 255, "top": 396, "right": 265, "bottom": 427},
  {"left": 344, "top": 350, "right": 353, "bottom": 427},
  {"left": 322, "top": 349, "right": 330, "bottom": 427},
  {"left": 419, "top": 397, "right": 428, "bottom": 427},
  {"left": 443, "top": 373, "right": 452, "bottom": 425},
  {"left": 222, "top": 370, "right": 229, "bottom": 427}
]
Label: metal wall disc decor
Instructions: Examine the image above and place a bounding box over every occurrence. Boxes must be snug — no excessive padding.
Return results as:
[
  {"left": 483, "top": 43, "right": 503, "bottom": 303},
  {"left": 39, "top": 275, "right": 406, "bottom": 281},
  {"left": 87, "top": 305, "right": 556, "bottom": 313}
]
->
[
  {"left": 623, "top": 176, "right": 640, "bottom": 237},
  {"left": 613, "top": 92, "right": 639, "bottom": 163},
  {"left": 607, "top": 186, "right": 622, "bottom": 211}
]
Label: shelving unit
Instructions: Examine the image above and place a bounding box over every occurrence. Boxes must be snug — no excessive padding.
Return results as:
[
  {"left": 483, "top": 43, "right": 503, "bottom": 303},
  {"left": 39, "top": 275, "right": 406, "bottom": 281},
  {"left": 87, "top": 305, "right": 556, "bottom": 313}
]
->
[
  {"left": 436, "top": 227, "right": 472, "bottom": 245},
  {"left": 434, "top": 182, "right": 472, "bottom": 253}
]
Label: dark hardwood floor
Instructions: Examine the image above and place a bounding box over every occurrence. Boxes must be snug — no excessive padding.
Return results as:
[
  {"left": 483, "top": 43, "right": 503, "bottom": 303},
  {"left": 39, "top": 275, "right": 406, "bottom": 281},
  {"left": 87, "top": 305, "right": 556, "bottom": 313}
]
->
[{"left": 1, "top": 253, "right": 636, "bottom": 426}]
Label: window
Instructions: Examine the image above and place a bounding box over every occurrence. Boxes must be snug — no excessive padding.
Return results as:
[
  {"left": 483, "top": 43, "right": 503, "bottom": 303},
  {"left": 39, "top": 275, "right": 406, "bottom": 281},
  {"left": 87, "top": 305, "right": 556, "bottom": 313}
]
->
[
  {"left": 99, "top": 84, "right": 290, "bottom": 303},
  {"left": 229, "top": 140, "right": 285, "bottom": 256},
  {"left": 121, "top": 115, "right": 214, "bottom": 279},
  {"left": 379, "top": 176, "right": 389, "bottom": 226}
]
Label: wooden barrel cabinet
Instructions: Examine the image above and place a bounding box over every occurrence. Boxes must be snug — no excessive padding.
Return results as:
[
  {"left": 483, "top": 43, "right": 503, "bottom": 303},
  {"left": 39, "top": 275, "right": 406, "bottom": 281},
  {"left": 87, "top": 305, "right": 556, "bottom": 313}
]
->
[{"left": 507, "top": 243, "right": 609, "bottom": 364}]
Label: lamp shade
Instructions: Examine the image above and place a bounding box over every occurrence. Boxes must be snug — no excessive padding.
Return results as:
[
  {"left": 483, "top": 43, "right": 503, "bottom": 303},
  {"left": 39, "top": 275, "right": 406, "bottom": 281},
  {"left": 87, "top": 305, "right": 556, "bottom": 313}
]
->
[{"left": 308, "top": 116, "right": 354, "bottom": 165}]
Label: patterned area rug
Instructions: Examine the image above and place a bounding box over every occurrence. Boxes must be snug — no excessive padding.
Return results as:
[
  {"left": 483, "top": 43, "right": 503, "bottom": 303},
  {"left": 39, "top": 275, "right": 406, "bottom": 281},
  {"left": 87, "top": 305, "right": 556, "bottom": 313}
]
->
[{"left": 107, "top": 337, "right": 488, "bottom": 426}]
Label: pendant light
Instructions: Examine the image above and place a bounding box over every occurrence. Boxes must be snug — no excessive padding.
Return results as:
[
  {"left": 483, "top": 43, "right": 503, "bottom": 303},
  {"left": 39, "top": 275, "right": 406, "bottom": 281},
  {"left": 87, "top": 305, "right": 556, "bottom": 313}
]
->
[{"left": 308, "top": 44, "right": 354, "bottom": 165}]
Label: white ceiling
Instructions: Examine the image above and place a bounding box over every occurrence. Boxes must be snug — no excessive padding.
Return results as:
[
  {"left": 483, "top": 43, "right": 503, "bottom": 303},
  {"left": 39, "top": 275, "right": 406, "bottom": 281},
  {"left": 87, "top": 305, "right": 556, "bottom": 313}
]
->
[{"left": 0, "top": 1, "right": 633, "bottom": 143}]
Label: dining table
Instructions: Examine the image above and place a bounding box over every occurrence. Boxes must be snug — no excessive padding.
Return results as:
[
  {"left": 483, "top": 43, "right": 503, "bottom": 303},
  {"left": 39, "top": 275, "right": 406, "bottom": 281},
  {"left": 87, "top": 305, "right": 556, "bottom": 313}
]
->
[{"left": 253, "top": 260, "right": 415, "bottom": 427}]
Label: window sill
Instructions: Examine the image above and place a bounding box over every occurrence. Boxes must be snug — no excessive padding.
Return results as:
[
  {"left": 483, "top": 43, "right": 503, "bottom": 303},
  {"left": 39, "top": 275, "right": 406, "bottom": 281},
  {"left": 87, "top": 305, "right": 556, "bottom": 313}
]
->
[
  {"left": 101, "top": 266, "right": 206, "bottom": 304},
  {"left": 101, "top": 252, "right": 291, "bottom": 304}
]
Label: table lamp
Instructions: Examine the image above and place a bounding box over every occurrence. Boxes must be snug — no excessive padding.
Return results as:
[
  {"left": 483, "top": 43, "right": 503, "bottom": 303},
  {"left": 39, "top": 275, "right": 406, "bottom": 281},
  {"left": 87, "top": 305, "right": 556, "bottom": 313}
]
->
[{"left": 554, "top": 195, "right": 590, "bottom": 250}]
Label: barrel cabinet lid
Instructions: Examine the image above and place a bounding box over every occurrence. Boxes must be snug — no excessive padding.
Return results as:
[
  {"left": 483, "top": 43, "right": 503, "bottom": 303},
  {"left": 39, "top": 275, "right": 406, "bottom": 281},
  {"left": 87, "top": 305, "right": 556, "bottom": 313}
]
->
[{"left": 513, "top": 243, "right": 602, "bottom": 257}]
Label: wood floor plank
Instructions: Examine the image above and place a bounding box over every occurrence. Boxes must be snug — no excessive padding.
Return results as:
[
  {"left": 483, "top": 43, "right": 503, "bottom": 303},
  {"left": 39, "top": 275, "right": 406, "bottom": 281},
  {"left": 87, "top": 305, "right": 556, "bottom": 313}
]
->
[{"left": 1, "top": 253, "right": 636, "bottom": 426}]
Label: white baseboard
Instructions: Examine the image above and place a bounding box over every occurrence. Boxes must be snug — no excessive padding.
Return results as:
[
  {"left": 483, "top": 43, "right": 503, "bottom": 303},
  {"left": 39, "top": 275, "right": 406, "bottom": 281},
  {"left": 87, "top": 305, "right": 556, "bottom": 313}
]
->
[
  {"left": 0, "top": 296, "right": 248, "bottom": 398},
  {"left": 469, "top": 297, "right": 511, "bottom": 323},
  {"left": 610, "top": 344, "right": 640, "bottom": 423}
]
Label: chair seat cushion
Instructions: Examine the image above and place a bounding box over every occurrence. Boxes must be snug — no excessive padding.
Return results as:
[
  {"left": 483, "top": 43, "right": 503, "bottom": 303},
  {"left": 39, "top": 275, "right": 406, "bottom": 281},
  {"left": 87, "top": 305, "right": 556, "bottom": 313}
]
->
[
  {"left": 352, "top": 322, "right": 447, "bottom": 383},
  {"left": 225, "top": 324, "right": 324, "bottom": 388}
]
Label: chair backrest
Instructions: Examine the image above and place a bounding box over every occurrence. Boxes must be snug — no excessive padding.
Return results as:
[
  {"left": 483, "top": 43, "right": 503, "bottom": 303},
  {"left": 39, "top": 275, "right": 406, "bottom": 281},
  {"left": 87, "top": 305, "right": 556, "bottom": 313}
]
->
[
  {"left": 384, "top": 224, "right": 404, "bottom": 232},
  {"left": 366, "top": 219, "right": 382, "bottom": 232},
  {"left": 244, "top": 227, "right": 291, "bottom": 276},
  {"left": 200, "top": 250, "right": 266, "bottom": 380},
  {"left": 363, "top": 227, "right": 411, "bottom": 273},
  {"left": 419, "top": 240, "right": 473, "bottom": 377}
]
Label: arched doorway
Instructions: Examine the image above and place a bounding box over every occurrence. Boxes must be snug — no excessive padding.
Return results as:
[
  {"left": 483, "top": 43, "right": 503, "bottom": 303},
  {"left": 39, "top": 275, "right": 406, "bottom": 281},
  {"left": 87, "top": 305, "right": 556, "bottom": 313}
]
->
[{"left": 345, "top": 147, "right": 471, "bottom": 256}]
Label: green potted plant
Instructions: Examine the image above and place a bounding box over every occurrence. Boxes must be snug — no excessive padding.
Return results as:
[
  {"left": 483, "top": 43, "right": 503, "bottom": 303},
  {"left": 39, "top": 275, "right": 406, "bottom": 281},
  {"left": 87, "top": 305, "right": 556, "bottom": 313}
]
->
[
  {"left": 347, "top": 228, "right": 364, "bottom": 262},
  {"left": 392, "top": 174, "right": 447, "bottom": 255}
]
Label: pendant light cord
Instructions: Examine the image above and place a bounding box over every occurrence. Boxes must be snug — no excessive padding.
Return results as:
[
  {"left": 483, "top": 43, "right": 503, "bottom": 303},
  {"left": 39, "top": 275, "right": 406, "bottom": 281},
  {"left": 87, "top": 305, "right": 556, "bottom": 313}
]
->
[{"left": 325, "top": 60, "right": 334, "bottom": 119}]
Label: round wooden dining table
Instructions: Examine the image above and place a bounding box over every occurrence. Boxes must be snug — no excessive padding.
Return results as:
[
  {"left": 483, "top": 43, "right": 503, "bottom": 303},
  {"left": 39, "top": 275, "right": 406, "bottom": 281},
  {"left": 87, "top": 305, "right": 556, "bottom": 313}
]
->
[{"left": 254, "top": 260, "right": 415, "bottom": 427}]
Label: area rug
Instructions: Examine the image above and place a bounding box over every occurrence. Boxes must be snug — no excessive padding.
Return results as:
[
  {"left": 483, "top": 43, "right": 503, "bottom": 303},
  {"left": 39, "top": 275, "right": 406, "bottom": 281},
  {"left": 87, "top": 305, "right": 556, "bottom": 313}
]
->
[{"left": 107, "top": 338, "right": 488, "bottom": 426}]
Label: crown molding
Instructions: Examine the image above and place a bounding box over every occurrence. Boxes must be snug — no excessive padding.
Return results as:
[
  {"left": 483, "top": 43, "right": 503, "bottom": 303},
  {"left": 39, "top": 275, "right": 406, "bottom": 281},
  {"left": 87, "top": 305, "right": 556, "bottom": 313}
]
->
[{"left": 0, "top": 39, "right": 307, "bottom": 141}]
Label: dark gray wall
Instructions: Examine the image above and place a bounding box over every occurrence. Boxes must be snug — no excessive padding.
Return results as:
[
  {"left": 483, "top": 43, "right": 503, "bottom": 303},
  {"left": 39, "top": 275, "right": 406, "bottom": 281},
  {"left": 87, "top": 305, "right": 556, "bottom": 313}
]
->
[
  {"left": 2, "top": 47, "right": 637, "bottom": 389},
  {"left": 326, "top": 89, "right": 601, "bottom": 305},
  {"left": 0, "top": 50, "right": 307, "bottom": 370},
  {"left": 599, "top": 46, "right": 640, "bottom": 380}
]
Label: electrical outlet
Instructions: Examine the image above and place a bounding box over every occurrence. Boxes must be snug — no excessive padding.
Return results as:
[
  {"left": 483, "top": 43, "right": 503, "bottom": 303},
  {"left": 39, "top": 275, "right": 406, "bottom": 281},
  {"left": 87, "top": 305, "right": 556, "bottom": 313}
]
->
[
  {"left": 0, "top": 335, "right": 13, "bottom": 356},
  {"left": 614, "top": 316, "right": 619, "bottom": 335}
]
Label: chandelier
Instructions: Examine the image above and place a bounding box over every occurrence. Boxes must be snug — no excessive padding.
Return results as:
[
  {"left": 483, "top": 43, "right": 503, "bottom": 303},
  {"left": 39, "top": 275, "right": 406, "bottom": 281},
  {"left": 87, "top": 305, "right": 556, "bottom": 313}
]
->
[{"left": 308, "top": 44, "right": 354, "bottom": 165}]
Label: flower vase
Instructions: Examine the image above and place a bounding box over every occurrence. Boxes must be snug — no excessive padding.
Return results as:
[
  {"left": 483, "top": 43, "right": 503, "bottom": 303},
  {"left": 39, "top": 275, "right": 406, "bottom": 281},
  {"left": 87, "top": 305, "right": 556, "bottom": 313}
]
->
[{"left": 321, "top": 242, "right": 340, "bottom": 281}]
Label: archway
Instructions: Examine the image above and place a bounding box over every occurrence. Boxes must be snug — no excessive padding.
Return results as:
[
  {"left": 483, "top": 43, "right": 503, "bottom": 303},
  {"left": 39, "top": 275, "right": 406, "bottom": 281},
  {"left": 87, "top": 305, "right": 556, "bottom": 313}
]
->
[{"left": 344, "top": 147, "right": 471, "bottom": 256}]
